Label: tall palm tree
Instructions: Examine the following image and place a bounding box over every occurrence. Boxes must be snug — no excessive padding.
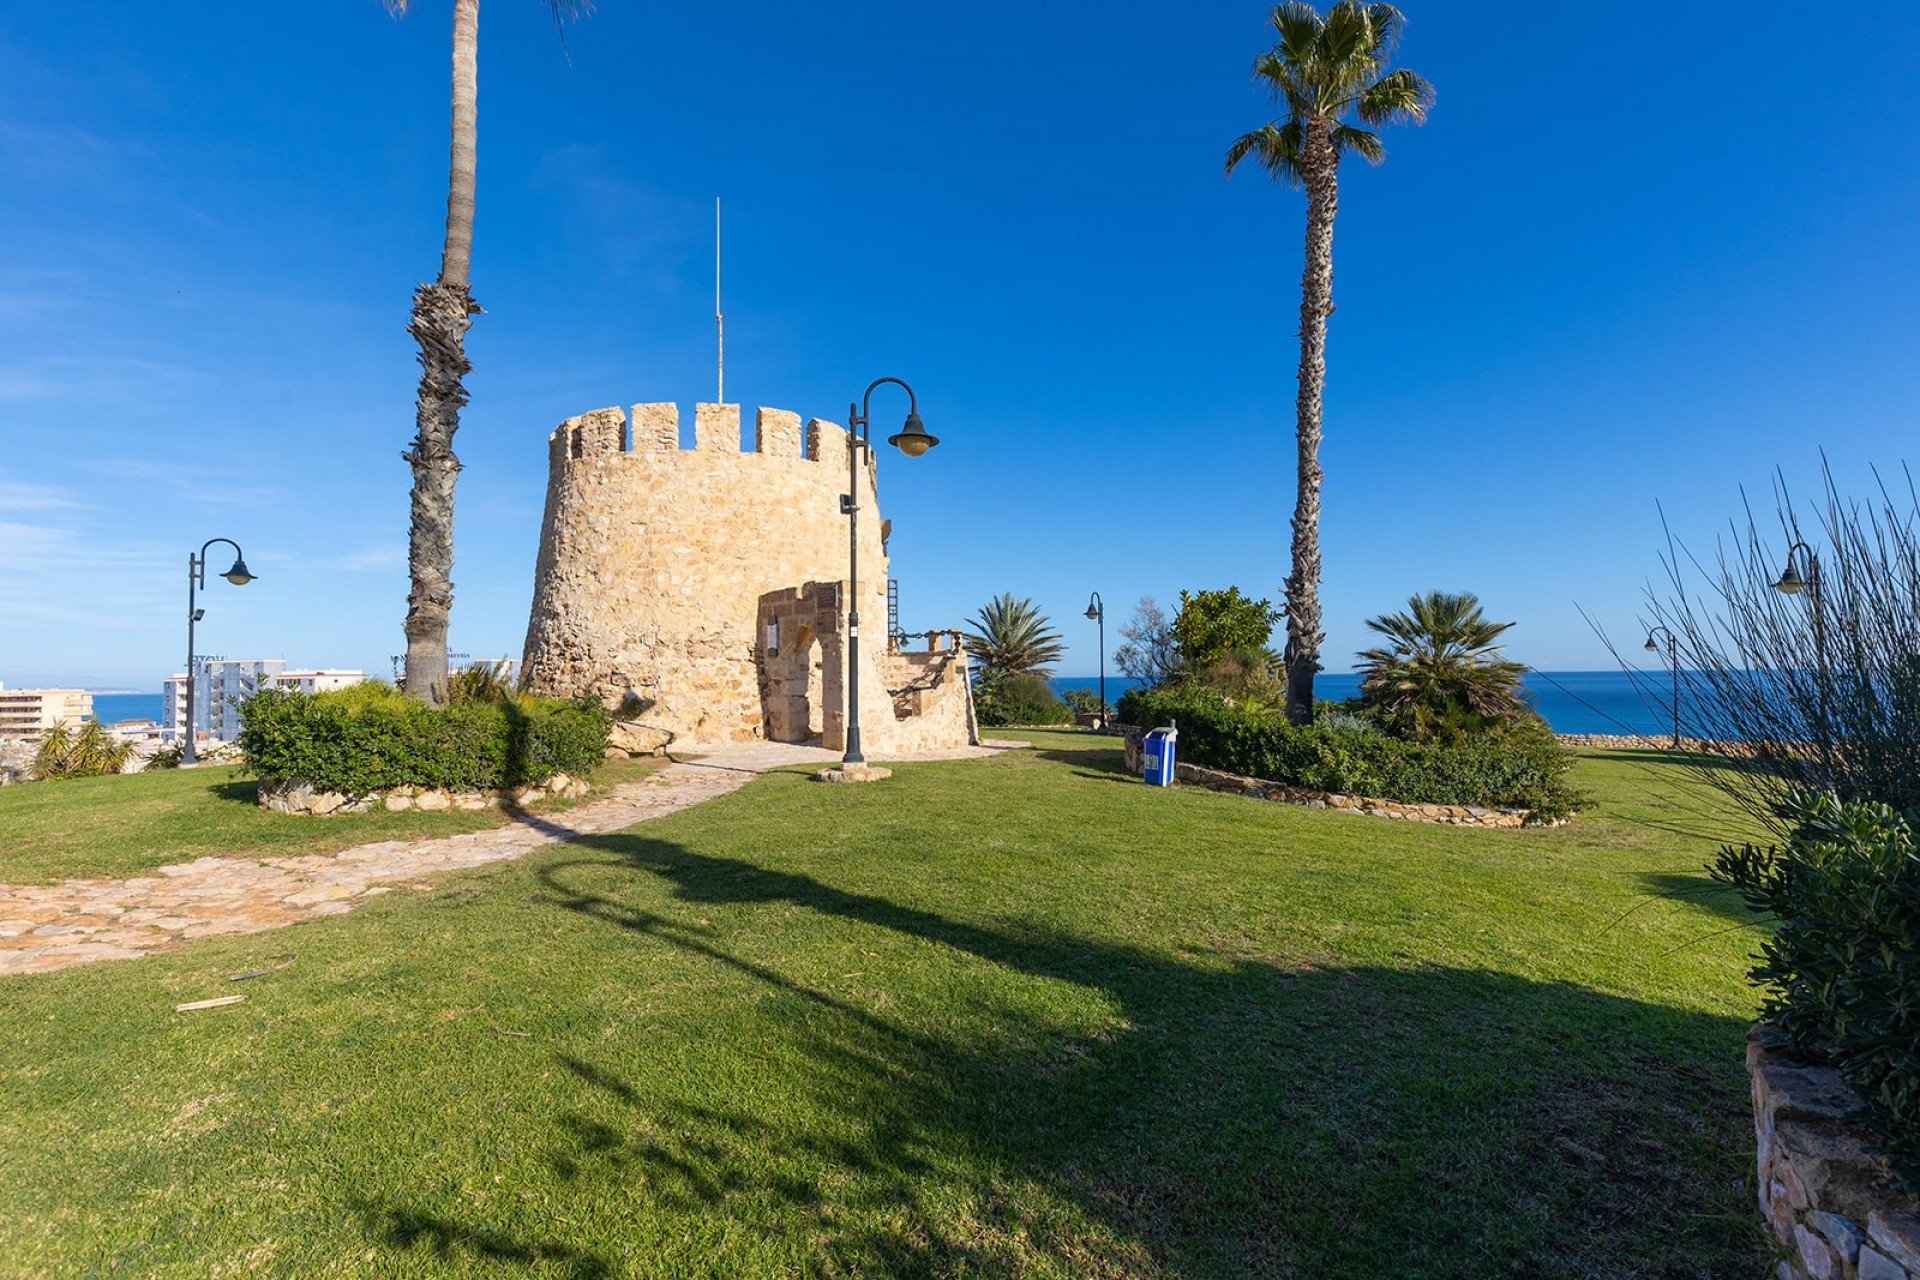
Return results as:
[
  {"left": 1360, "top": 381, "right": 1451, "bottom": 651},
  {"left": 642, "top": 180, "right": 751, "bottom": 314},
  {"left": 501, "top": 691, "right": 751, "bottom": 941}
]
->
[
  {"left": 963, "top": 594, "right": 1067, "bottom": 678},
  {"left": 1226, "top": 3, "right": 1432, "bottom": 725},
  {"left": 386, "top": 0, "right": 587, "bottom": 705},
  {"left": 1357, "top": 591, "right": 1527, "bottom": 743}
]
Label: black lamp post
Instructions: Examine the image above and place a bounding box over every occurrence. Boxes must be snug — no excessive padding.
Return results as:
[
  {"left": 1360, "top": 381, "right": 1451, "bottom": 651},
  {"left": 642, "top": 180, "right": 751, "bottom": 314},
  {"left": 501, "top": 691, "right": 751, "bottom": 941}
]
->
[
  {"left": 1643, "top": 625, "right": 1679, "bottom": 749},
  {"left": 181, "top": 538, "right": 255, "bottom": 765},
  {"left": 1084, "top": 592, "right": 1106, "bottom": 731},
  {"left": 841, "top": 377, "right": 937, "bottom": 767},
  {"left": 1771, "top": 539, "right": 1831, "bottom": 775}
]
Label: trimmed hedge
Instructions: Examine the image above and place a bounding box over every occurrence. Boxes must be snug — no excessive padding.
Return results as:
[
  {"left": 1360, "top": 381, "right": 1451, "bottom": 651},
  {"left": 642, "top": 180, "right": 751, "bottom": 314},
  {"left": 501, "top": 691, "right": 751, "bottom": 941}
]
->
[
  {"left": 239, "top": 683, "right": 610, "bottom": 797},
  {"left": 1117, "top": 686, "right": 1580, "bottom": 820},
  {"left": 1715, "top": 796, "right": 1920, "bottom": 1190}
]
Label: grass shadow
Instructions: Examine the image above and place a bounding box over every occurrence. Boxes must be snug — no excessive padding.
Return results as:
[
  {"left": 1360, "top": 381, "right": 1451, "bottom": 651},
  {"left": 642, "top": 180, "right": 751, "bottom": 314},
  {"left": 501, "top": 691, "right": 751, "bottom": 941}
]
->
[{"left": 353, "top": 829, "right": 1774, "bottom": 1278}]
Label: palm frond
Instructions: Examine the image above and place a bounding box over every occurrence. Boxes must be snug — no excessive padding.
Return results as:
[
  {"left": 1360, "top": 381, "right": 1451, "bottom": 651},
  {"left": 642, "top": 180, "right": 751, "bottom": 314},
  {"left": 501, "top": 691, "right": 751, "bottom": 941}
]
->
[
  {"left": 1269, "top": 2, "right": 1326, "bottom": 67},
  {"left": 1333, "top": 124, "right": 1384, "bottom": 163},
  {"left": 1225, "top": 120, "right": 1305, "bottom": 185},
  {"left": 1356, "top": 67, "right": 1435, "bottom": 126}
]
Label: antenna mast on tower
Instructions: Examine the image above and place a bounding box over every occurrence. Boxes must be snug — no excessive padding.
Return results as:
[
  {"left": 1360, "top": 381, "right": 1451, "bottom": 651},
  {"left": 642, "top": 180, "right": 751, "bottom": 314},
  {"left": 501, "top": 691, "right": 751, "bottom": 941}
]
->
[{"left": 714, "top": 197, "right": 725, "bottom": 403}]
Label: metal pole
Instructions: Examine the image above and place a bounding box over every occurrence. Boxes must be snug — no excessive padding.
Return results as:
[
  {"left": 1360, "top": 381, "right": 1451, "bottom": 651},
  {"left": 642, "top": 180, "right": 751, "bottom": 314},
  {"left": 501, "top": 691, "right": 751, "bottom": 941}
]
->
[
  {"left": 183, "top": 551, "right": 200, "bottom": 765},
  {"left": 1810, "top": 551, "right": 1831, "bottom": 782},
  {"left": 844, "top": 403, "right": 866, "bottom": 765},
  {"left": 1670, "top": 648, "right": 1680, "bottom": 751}
]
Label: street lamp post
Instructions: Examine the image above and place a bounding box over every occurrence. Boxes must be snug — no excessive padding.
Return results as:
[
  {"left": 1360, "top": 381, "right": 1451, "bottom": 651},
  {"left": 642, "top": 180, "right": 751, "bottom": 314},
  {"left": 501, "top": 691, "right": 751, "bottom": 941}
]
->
[
  {"left": 1771, "top": 539, "right": 1830, "bottom": 778},
  {"left": 181, "top": 538, "right": 256, "bottom": 765},
  {"left": 1084, "top": 592, "right": 1106, "bottom": 732},
  {"left": 1643, "top": 625, "right": 1679, "bottom": 750},
  {"left": 841, "top": 377, "right": 937, "bottom": 767}
]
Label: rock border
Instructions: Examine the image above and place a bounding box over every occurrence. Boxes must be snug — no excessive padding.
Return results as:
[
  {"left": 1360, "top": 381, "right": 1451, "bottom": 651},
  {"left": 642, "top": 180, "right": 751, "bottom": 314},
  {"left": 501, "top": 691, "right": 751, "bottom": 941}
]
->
[
  {"left": 1748, "top": 1026, "right": 1920, "bottom": 1280},
  {"left": 1121, "top": 733, "right": 1544, "bottom": 828},
  {"left": 257, "top": 773, "right": 593, "bottom": 817}
]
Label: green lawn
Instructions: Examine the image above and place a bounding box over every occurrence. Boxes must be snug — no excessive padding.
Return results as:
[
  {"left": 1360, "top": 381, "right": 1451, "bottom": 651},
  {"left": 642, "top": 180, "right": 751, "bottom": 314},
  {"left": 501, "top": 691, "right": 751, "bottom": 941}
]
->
[
  {"left": 0, "top": 757, "right": 659, "bottom": 885},
  {"left": 0, "top": 733, "right": 1768, "bottom": 1277}
]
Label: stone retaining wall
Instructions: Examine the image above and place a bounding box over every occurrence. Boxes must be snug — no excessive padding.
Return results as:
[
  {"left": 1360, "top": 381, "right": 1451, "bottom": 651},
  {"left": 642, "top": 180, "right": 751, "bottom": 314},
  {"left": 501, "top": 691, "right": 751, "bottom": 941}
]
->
[
  {"left": 1748, "top": 1026, "right": 1920, "bottom": 1280},
  {"left": 1121, "top": 734, "right": 1539, "bottom": 827},
  {"left": 258, "top": 773, "right": 592, "bottom": 816}
]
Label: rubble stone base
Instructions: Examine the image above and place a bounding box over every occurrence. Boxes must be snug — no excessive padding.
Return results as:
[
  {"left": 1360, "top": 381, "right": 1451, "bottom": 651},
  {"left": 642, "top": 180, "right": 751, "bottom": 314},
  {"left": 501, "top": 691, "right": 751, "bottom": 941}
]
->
[
  {"left": 813, "top": 765, "right": 892, "bottom": 784},
  {"left": 258, "top": 773, "right": 592, "bottom": 816},
  {"left": 1748, "top": 1026, "right": 1920, "bottom": 1280}
]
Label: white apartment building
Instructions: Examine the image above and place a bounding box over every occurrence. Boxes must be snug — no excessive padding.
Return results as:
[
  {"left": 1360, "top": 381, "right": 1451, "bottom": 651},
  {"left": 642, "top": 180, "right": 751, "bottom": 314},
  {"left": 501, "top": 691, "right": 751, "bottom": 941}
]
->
[
  {"left": 0, "top": 686, "right": 94, "bottom": 739},
  {"left": 161, "top": 660, "right": 368, "bottom": 745}
]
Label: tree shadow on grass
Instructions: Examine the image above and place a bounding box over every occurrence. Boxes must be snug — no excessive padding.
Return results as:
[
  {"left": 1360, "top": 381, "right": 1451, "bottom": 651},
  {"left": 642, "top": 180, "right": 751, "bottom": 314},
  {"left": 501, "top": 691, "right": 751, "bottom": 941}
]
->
[
  {"left": 1632, "top": 871, "right": 1766, "bottom": 929},
  {"left": 1028, "top": 741, "right": 1138, "bottom": 785},
  {"left": 359, "top": 807, "right": 1764, "bottom": 1278}
]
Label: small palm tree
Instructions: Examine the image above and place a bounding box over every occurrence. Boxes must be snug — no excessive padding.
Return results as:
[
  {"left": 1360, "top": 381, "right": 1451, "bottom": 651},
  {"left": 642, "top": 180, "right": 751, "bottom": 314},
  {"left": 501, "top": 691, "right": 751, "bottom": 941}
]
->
[
  {"left": 1227, "top": 3, "right": 1432, "bottom": 725},
  {"left": 386, "top": 0, "right": 589, "bottom": 705},
  {"left": 1358, "top": 592, "right": 1528, "bottom": 744},
  {"left": 963, "top": 594, "right": 1066, "bottom": 679},
  {"left": 32, "top": 721, "right": 133, "bottom": 781}
]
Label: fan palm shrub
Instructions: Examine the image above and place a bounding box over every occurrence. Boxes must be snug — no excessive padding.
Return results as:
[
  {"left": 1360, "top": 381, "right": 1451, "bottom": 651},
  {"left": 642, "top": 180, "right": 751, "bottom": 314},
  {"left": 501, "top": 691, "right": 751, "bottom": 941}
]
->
[
  {"left": 1227, "top": 3, "right": 1432, "bottom": 724},
  {"left": 963, "top": 594, "right": 1066, "bottom": 679},
  {"left": 31, "top": 722, "right": 133, "bottom": 781},
  {"left": 1358, "top": 591, "right": 1528, "bottom": 745}
]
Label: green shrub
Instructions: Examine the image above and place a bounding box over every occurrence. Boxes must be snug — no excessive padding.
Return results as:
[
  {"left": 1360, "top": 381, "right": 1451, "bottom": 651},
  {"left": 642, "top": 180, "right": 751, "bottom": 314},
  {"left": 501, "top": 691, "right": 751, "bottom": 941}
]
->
[
  {"left": 1714, "top": 796, "right": 1920, "bottom": 1190},
  {"left": 975, "top": 673, "right": 1073, "bottom": 727},
  {"left": 239, "top": 683, "right": 610, "bottom": 797},
  {"left": 1117, "top": 686, "right": 1580, "bottom": 820}
]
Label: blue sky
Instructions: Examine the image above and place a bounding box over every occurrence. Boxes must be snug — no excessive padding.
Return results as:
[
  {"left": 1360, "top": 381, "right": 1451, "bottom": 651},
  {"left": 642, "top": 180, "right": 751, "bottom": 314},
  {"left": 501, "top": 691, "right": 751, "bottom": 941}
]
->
[{"left": 2, "top": 2, "right": 1917, "bottom": 690}]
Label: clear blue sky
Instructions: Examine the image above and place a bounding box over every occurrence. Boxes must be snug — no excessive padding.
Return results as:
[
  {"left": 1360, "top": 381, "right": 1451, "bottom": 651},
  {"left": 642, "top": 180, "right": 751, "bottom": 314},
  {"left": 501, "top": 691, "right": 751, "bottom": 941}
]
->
[{"left": 2, "top": 2, "right": 1916, "bottom": 689}]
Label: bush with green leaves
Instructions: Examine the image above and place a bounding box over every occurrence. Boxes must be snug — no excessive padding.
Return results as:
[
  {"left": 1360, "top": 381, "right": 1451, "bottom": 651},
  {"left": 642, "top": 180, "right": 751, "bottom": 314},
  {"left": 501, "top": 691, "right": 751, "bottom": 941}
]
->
[
  {"left": 1358, "top": 591, "right": 1528, "bottom": 745},
  {"left": 31, "top": 721, "right": 133, "bottom": 781},
  {"left": 974, "top": 673, "right": 1073, "bottom": 727},
  {"left": 239, "top": 682, "right": 609, "bottom": 797},
  {"left": 1713, "top": 796, "right": 1920, "bottom": 1190},
  {"left": 1172, "top": 587, "right": 1281, "bottom": 672},
  {"left": 1060, "top": 687, "right": 1104, "bottom": 716},
  {"left": 1117, "top": 685, "right": 1579, "bottom": 820}
]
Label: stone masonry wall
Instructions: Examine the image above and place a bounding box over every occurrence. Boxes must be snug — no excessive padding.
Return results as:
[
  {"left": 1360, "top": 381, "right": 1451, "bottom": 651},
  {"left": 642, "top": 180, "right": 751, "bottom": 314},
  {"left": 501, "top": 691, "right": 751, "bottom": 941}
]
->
[
  {"left": 1748, "top": 1026, "right": 1920, "bottom": 1280},
  {"left": 521, "top": 402, "right": 972, "bottom": 754}
]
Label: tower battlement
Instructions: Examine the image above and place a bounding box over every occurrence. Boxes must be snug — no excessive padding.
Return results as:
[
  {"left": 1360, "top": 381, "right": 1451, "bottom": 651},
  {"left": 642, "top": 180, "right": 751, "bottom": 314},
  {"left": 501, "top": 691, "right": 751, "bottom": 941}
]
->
[{"left": 549, "top": 402, "right": 872, "bottom": 488}]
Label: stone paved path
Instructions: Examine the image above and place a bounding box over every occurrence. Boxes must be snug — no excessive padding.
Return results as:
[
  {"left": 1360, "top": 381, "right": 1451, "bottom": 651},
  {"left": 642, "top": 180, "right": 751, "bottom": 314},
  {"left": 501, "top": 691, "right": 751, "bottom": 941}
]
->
[{"left": 0, "top": 740, "right": 1022, "bottom": 979}]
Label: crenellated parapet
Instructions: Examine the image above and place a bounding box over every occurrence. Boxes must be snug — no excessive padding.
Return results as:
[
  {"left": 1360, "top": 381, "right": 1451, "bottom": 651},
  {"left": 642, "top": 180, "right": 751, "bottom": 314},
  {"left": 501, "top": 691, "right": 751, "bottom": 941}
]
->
[{"left": 521, "top": 400, "right": 968, "bottom": 751}]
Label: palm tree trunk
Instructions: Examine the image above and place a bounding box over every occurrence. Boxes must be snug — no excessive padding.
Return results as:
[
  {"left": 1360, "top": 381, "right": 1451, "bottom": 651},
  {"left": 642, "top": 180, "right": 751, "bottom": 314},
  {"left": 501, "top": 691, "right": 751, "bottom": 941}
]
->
[
  {"left": 1283, "top": 119, "right": 1339, "bottom": 727},
  {"left": 403, "top": 0, "right": 481, "bottom": 706}
]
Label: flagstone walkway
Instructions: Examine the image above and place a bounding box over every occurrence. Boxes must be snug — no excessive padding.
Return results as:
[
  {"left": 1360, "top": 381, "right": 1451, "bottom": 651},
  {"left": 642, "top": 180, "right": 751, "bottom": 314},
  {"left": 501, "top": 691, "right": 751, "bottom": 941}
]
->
[{"left": 0, "top": 740, "right": 1023, "bottom": 978}]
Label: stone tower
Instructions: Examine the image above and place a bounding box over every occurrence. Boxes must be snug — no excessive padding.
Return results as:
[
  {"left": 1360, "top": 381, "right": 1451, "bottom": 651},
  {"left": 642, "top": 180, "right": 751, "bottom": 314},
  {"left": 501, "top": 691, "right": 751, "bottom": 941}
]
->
[{"left": 520, "top": 401, "right": 974, "bottom": 753}]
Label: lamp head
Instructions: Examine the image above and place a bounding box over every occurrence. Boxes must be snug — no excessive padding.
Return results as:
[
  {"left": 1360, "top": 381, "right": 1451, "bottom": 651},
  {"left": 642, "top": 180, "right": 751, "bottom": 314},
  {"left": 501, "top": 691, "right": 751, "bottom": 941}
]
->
[
  {"left": 1644, "top": 633, "right": 1658, "bottom": 652},
  {"left": 222, "top": 558, "right": 255, "bottom": 586},
  {"left": 887, "top": 410, "right": 937, "bottom": 458},
  {"left": 1085, "top": 597, "right": 1102, "bottom": 621},
  {"left": 1773, "top": 561, "right": 1807, "bottom": 595}
]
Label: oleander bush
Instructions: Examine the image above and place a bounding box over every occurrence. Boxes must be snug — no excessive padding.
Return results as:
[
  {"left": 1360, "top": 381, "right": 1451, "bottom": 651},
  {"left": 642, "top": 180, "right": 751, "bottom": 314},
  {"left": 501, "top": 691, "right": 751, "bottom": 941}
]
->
[
  {"left": 1117, "top": 685, "right": 1580, "bottom": 820},
  {"left": 974, "top": 672, "right": 1073, "bottom": 727},
  {"left": 1713, "top": 796, "right": 1920, "bottom": 1190},
  {"left": 239, "top": 682, "right": 609, "bottom": 797}
]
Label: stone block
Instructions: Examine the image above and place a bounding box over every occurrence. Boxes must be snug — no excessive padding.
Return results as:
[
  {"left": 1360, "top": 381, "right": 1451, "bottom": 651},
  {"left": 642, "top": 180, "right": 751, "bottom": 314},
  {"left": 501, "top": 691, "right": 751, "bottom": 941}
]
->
[
  {"left": 694, "top": 403, "right": 740, "bottom": 452},
  {"left": 756, "top": 407, "right": 802, "bottom": 456},
  {"left": 1811, "top": 1211, "right": 1863, "bottom": 1266},
  {"left": 630, "top": 402, "right": 678, "bottom": 452},
  {"left": 414, "top": 790, "right": 450, "bottom": 811},
  {"left": 1869, "top": 1212, "right": 1920, "bottom": 1272},
  {"left": 1776, "top": 1119, "right": 1890, "bottom": 1224},
  {"left": 1798, "top": 1223, "right": 1841, "bottom": 1279},
  {"left": 1858, "top": 1246, "right": 1907, "bottom": 1280},
  {"left": 807, "top": 418, "right": 849, "bottom": 472},
  {"left": 609, "top": 720, "right": 673, "bottom": 756},
  {"left": 813, "top": 765, "right": 892, "bottom": 783}
]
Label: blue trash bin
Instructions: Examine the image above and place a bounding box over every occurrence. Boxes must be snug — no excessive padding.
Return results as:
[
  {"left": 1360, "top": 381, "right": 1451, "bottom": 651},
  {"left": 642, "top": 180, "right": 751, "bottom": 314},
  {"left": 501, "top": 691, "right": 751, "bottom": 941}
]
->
[{"left": 1142, "top": 723, "right": 1178, "bottom": 786}]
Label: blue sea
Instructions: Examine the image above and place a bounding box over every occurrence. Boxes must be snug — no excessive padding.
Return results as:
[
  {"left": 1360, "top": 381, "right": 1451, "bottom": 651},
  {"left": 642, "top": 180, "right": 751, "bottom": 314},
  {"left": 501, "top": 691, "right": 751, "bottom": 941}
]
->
[
  {"left": 88, "top": 693, "right": 163, "bottom": 724},
  {"left": 90, "top": 673, "right": 1672, "bottom": 736},
  {"left": 1051, "top": 670, "right": 1671, "bottom": 736}
]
